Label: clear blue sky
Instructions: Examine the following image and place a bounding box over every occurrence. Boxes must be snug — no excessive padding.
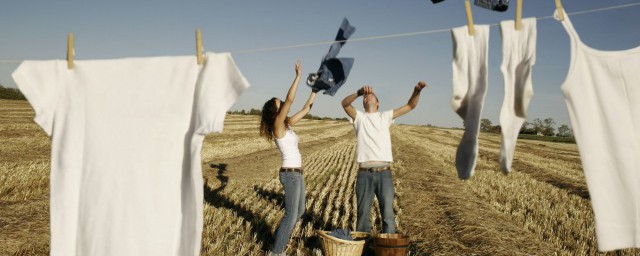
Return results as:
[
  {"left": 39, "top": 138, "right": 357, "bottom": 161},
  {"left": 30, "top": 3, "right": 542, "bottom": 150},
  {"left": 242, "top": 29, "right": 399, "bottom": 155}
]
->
[{"left": 1, "top": 0, "right": 639, "bottom": 128}]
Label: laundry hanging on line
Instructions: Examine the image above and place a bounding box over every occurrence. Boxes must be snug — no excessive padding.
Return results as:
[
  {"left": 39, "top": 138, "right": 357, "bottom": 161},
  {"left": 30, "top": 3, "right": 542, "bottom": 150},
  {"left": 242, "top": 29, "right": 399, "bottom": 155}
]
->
[
  {"left": 499, "top": 17, "right": 537, "bottom": 174},
  {"left": 11, "top": 52, "right": 250, "bottom": 256},
  {"left": 450, "top": 17, "right": 538, "bottom": 179},
  {"left": 429, "top": 0, "right": 509, "bottom": 12},
  {"left": 450, "top": 24, "right": 490, "bottom": 180},
  {"left": 554, "top": 9, "right": 640, "bottom": 252},
  {"left": 306, "top": 17, "right": 356, "bottom": 96},
  {"left": 475, "top": 0, "right": 510, "bottom": 12}
]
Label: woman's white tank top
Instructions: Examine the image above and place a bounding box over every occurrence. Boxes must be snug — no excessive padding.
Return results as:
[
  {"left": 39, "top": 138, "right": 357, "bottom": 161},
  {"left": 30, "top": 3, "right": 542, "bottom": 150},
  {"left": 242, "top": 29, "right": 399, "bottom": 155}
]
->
[{"left": 274, "top": 128, "right": 302, "bottom": 168}]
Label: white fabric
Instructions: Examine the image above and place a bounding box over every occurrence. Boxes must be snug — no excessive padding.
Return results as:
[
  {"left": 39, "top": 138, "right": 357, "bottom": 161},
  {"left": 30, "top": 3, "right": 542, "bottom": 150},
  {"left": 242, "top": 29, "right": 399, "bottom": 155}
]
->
[
  {"left": 12, "top": 52, "right": 249, "bottom": 256},
  {"left": 274, "top": 128, "right": 302, "bottom": 168},
  {"left": 451, "top": 24, "right": 490, "bottom": 180},
  {"left": 499, "top": 18, "right": 536, "bottom": 174},
  {"left": 350, "top": 109, "right": 394, "bottom": 163},
  {"left": 556, "top": 10, "right": 640, "bottom": 251}
]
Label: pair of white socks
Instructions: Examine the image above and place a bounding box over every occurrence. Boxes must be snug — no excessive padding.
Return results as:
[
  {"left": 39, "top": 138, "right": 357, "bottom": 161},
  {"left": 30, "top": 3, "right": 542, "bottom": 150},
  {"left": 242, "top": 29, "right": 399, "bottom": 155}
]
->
[{"left": 451, "top": 18, "right": 536, "bottom": 179}]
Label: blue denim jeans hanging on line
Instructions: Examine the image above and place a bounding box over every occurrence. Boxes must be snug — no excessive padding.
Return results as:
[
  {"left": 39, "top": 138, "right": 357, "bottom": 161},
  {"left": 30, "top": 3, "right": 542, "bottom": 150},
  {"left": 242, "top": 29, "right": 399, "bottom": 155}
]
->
[
  {"left": 271, "top": 172, "right": 305, "bottom": 254},
  {"left": 355, "top": 170, "right": 396, "bottom": 233}
]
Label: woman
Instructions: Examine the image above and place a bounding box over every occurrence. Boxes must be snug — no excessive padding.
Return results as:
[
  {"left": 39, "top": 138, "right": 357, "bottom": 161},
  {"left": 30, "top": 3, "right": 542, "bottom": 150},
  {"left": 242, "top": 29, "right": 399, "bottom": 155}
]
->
[{"left": 260, "top": 60, "right": 317, "bottom": 255}]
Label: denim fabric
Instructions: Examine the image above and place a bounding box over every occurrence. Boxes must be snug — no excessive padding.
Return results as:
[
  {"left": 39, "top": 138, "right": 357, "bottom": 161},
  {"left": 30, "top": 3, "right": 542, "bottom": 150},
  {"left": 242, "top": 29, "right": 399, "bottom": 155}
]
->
[
  {"left": 474, "top": 0, "right": 509, "bottom": 12},
  {"left": 355, "top": 170, "right": 396, "bottom": 233},
  {"left": 328, "top": 229, "right": 353, "bottom": 241},
  {"left": 271, "top": 172, "right": 305, "bottom": 254},
  {"left": 307, "top": 18, "right": 356, "bottom": 96}
]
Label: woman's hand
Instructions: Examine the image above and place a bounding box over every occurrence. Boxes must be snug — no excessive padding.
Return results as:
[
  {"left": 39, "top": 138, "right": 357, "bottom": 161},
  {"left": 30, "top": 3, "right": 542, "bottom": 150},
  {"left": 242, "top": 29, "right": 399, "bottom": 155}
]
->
[{"left": 295, "top": 60, "right": 302, "bottom": 77}]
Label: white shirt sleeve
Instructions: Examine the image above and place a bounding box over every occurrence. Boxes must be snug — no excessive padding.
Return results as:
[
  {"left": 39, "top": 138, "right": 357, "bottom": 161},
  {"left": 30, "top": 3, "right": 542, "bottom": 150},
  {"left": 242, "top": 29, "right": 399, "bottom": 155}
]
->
[
  {"left": 350, "top": 109, "right": 362, "bottom": 127},
  {"left": 383, "top": 110, "right": 395, "bottom": 127},
  {"left": 11, "top": 61, "right": 60, "bottom": 136},
  {"left": 195, "top": 52, "right": 250, "bottom": 135}
]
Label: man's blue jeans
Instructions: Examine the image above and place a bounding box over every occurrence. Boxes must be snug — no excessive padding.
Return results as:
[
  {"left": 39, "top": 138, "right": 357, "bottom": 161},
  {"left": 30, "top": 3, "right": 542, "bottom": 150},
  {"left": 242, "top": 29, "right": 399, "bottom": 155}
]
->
[
  {"left": 272, "top": 172, "right": 305, "bottom": 254},
  {"left": 355, "top": 170, "right": 396, "bottom": 233}
]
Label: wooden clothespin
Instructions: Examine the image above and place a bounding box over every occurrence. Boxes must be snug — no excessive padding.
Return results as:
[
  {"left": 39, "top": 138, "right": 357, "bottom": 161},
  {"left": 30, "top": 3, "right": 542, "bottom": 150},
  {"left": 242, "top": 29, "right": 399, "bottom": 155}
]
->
[
  {"left": 67, "top": 32, "right": 74, "bottom": 70},
  {"left": 515, "top": 0, "right": 523, "bottom": 30},
  {"left": 196, "top": 29, "right": 204, "bottom": 65},
  {"left": 555, "top": 0, "right": 565, "bottom": 21},
  {"left": 464, "top": 0, "right": 475, "bottom": 36}
]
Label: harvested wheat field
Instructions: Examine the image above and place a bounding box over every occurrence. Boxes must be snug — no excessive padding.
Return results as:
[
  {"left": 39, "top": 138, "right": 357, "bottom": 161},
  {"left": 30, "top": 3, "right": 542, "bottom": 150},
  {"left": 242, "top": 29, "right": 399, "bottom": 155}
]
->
[{"left": 1, "top": 98, "right": 638, "bottom": 255}]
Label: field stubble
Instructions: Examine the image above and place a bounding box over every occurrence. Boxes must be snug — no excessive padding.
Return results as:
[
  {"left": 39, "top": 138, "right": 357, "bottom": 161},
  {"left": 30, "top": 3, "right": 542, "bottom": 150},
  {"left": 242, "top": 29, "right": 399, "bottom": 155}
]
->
[{"left": 1, "top": 100, "right": 639, "bottom": 255}]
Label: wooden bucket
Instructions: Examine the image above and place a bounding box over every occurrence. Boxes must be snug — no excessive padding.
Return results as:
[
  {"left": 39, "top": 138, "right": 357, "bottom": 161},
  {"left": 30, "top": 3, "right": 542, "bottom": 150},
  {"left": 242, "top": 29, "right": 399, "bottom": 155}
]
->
[{"left": 373, "top": 233, "right": 410, "bottom": 256}]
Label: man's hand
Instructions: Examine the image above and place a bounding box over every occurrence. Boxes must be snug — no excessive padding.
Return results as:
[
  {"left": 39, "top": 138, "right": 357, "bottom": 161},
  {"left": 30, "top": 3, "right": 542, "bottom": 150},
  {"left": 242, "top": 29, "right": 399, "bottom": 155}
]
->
[
  {"left": 357, "top": 85, "right": 373, "bottom": 96},
  {"left": 393, "top": 81, "right": 428, "bottom": 119},
  {"left": 415, "top": 81, "right": 427, "bottom": 91}
]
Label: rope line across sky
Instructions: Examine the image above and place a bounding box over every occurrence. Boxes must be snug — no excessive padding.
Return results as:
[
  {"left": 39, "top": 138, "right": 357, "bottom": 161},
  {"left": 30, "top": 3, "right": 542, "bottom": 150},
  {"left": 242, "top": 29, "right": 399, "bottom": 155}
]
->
[{"left": 0, "top": 2, "right": 638, "bottom": 63}]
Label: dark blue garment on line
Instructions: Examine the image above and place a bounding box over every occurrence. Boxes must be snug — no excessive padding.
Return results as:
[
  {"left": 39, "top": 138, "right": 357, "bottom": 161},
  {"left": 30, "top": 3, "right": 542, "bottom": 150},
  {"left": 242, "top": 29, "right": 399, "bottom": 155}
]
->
[
  {"left": 306, "top": 18, "right": 356, "bottom": 96},
  {"left": 475, "top": 0, "right": 509, "bottom": 12},
  {"left": 431, "top": 0, "right": 508, "bottom": 11}
]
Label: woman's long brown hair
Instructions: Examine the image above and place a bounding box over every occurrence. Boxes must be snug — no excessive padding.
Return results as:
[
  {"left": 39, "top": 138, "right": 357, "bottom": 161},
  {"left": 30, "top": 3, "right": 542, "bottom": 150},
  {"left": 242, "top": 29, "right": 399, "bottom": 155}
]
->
[{"left": 260, "top": 98, "right": 290, "bottom": 142}]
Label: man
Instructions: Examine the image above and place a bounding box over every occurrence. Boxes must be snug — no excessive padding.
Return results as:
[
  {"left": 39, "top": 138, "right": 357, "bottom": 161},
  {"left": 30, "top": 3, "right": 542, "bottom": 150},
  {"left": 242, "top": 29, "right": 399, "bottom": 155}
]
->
[{"left": 341, "top": 81, "right": 427, "bottom": 233}]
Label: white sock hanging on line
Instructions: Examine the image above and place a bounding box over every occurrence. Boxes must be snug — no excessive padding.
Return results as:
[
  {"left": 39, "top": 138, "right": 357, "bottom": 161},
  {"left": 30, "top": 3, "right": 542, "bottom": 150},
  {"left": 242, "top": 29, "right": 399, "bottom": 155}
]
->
[
  {"left": 498, "top": 17, "right": 536, "bottom": 174},
  {"left": 451, "top": 24, "right": 490, "bottom": 180}
]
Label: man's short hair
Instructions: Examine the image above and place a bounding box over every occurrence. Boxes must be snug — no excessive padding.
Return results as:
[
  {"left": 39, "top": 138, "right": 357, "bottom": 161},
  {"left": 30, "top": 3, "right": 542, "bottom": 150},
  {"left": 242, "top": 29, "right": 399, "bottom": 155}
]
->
[{"left": 364, "top": 93, "right": 379, "bottom": 103}]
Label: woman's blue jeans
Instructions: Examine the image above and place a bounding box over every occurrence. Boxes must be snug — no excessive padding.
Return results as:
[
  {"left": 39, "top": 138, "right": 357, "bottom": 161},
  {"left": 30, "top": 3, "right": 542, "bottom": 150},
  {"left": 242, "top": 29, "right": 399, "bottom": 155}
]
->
[{"left": 272, "top": 172, "right": 305, "bottom": 254}]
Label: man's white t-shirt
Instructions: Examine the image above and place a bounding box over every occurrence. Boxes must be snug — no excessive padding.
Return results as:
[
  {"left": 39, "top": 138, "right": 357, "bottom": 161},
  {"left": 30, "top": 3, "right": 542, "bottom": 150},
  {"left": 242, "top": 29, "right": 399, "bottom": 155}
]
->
[
  {"left": 351, "top": 109, "right": 395, "bottom": 163},
  {"left": 12, "top": 52, "right": 249, "bottom": 256}
]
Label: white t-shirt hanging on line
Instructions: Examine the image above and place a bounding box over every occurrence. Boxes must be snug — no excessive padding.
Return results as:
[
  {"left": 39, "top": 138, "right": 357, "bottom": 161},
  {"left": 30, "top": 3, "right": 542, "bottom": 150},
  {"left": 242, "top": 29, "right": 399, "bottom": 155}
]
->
[
  {"left": 350, "top": 109, "right": 395, "bottom": 163},
  {"left": 12, "top": 52, "right": 250, "bottom": 256}
]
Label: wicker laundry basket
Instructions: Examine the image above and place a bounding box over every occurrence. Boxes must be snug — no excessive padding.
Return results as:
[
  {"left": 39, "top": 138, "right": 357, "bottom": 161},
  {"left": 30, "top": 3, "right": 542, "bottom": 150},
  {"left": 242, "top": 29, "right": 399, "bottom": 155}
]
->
[{"left": 316, "top": 230, "right": 370, "bottom": 256}]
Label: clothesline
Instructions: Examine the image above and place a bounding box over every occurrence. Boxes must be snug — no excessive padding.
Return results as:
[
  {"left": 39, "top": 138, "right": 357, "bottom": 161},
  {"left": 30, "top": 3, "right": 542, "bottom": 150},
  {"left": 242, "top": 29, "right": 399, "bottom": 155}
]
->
[
  {"left": 0, "top": 1, "right": 638, "bottom": 63},
  {"left": 230, "top": 2, "right": 640, "bottom": 54}
]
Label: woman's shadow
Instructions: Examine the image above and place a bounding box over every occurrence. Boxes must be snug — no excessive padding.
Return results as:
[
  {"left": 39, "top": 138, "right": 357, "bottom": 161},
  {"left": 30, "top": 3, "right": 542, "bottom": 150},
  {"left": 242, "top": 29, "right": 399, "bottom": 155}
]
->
[
  {"left": 203, "top": 163, "right": 275, "bottom": 251},
  {"left": 209, "top": 163, "right": 228, "bottom": 192}
]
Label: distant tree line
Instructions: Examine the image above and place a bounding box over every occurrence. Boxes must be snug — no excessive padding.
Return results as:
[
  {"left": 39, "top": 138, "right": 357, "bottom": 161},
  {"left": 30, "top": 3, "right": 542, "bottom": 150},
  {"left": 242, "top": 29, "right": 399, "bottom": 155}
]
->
[
  {"left": 480, "top": 117, "right": 574, "bottom": 137},
  {"left": 2, "top": 85, "right": 569, "bottom": 135},
  {"left": 0, "top": 85, "right": 26, "bottom": 100},
  {"left": 0, "top": 85, "right": 340, "bottom": 123},
  {"left": 227, "top": 108, "right": 349, "bottom": 121}
]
